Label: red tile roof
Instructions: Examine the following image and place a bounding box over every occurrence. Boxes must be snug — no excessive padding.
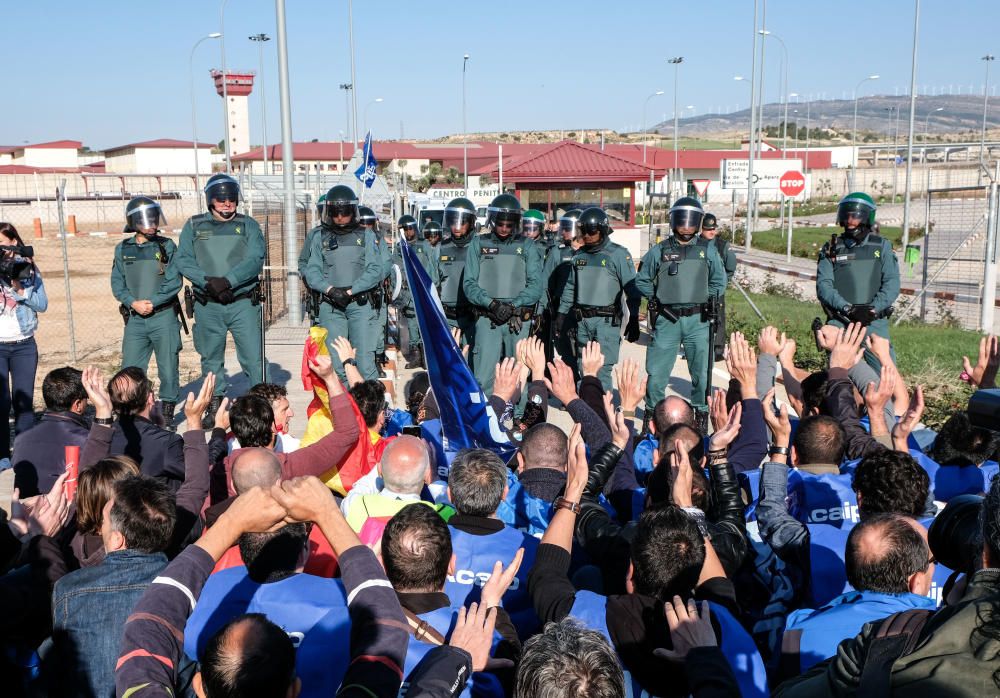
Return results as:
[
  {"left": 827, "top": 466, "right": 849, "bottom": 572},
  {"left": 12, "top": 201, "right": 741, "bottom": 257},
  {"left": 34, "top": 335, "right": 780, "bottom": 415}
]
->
[
  {"left": 476, "top": 140, "right": 652, "bottom": 182},
  {"left": 231, "top": 140, "right": 543, "bottom": 164},
  {"left": 22, "top": 140, "right": 83, "bottom": 149},
  {"left": 105, "top": 139, "right": 214, "bottom": 152},
  {"left": 602, "top": 144, "right": 832, "bottom": 172},
  {"left": 0, "top": 164, "right": 104, "bottom": 174}
]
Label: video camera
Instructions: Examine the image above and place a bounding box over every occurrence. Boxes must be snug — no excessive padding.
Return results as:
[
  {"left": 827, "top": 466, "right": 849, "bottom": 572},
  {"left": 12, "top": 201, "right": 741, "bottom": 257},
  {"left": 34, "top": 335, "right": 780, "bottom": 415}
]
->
[{"left": 0, "top": 244, "right": 34, "bottom": 283}]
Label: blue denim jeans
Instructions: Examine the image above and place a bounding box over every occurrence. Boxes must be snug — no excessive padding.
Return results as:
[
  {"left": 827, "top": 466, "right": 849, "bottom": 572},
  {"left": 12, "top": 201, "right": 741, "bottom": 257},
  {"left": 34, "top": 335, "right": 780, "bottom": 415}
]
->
[{"left": 0, "top": 336, "right": 37, "bottom": 458}]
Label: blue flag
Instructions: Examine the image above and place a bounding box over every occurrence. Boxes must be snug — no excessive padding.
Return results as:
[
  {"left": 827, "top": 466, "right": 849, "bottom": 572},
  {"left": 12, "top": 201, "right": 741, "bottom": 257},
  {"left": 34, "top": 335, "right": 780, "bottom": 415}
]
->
[
  {"left": 398, "top": 238, "right": 516, "bottom": 472},
  {"left": 353, "top": 131, "right": 378, "bottom": 188}
]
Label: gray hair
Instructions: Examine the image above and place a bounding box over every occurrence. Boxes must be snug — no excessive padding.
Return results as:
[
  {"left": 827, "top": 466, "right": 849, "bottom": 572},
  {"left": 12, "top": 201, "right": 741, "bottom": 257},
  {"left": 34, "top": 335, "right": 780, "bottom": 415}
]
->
[
  {"left": 381, "top": 435, "right": 430, "bottom": 495},
  {"left": 448, "top": 449, "right": 507, "bottom": 517},
  {"left": 515, "top": 618, "right": 625, "bottom": 698}
]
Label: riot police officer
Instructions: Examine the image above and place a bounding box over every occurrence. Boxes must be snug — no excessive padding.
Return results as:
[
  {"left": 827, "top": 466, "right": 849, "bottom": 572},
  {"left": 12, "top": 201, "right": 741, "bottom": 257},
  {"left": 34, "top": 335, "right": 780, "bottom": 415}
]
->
[
  {"left": 296, "top": 193, "right": 327, "bottom": 326},
  {"left": 432, "top": 197, "right": 478, "bottom": 347},
  {"left": 817, "top": 192, "right": 900, "bottom": 363},
  {"left": 302, "top": 185, "right": 383, "bottom": 381},
  {"left": 542, "top": 208, "right": 582, "bottom": 368},
  {"left": 358, "top": 205, "right": 389, "bottom": 375},
  {"left": 700, "top": 213, "right": 737, "bottom": 361},
  {"left": 463, "top": 193, "right": 543, "bottom": 394},
  {"left": 522, "top": 209, "right": 546, "bottom": 242},
  {"left": 557, "top": 207, "right": 640, "bottom": 390},
  {"left": 111, "top": 197, "right": 183, "bottom": 427},
  {"left": 394, "top": 214, "right": 433, "bottom": 369},
  {"left": 635, "top": 197, "right": 726, "bottom": 417},
  {"left": 422, "top": 221, "right": 443, "bottom": 249},
  {"left": 176, "top": 173, "right": 265, "bottom": 426}
]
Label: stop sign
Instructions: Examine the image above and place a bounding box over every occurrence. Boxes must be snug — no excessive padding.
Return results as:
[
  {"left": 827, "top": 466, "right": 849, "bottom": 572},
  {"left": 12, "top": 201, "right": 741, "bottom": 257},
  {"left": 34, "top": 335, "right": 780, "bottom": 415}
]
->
[{"left": 779, "top": 170, "right": 806, "bottom": 197}]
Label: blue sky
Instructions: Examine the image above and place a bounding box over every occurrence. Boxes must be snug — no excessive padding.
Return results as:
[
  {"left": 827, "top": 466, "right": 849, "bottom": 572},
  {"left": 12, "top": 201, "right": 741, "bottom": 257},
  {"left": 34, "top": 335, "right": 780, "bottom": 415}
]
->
[{"left": 5, "top": 0, "right": 1000, "bottom": 149}]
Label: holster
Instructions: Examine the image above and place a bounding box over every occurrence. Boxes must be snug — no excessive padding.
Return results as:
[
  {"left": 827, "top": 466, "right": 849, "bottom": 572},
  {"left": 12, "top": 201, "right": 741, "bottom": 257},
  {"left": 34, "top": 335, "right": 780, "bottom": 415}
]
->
[
  {"left": 118, "top": 304, "right": 130, "bottom": 326},
  {"left": 183, "top": 287, "right": 195, "bottom": 319},
  {"left": 647, "top": 299, "right": 659, "bottom": 330},
  {"left": 174, "top": 297, "right": 190, "bottom": 335}
]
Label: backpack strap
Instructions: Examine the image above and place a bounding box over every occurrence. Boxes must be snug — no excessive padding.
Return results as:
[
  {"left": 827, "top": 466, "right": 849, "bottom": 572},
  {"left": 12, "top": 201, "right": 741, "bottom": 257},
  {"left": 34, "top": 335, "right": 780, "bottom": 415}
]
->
[
  {"left": 403, "top": 608, "right": 447, "bottom": 646},
  {"left": 857, "top": 609, "right": 933, "bottom": 695}
]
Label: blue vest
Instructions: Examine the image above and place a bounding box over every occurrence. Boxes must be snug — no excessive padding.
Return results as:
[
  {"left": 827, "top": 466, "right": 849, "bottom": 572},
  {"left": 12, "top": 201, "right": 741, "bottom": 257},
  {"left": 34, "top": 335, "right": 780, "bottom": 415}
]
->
[
  {"left": 934, "top": 462, "right": 996, "bottom": 502},
  {"left": 787, "top": 470, "right": 859, "bottom": 528},
  {"left": 633, "top": 434, "right": 657, "bottom": 485},
  {"left": 784, "top": 589, "right": 936, "bottom": 672},
  {"left": 184, "top": 567, "right": 350, "bottom": 698},
  {"left": 568, "top": 592, "right": 768, "bottom": 698},
  {"left": 445, "top": 525, "right": 541, "bottom": 638},
  {"left": 806, "top": 524, "right": 852, "bottom": 606},
  {"left": 497, "top": 471, "right": 554, "bottom": 538},
  {"left": 400, "top": 605, "right": 504, "bottom": 698}
]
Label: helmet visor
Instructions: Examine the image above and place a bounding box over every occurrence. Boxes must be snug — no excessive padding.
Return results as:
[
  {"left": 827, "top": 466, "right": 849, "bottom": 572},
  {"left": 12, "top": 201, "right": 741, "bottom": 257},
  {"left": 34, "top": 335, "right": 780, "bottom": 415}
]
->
[
  {"left": 444, "top": 209, "right": 475, "bottom": 232},
  {"left": 491, "top": 210, "right": 521, "bottom": 229},
  {"left": 670, "top": 207, "right": 703, "bottom": 231},
  {"left": 358, "top": 212, "right": 378, "bottom": 227},
  {"left": 321, "top": 202, "right": 358, "bottom": 226},
  {"left": 578, "top": 220, "right": 605, "bottom": 237},
  {"left": 522, "top": 219, "right": 543, "bottom": 236},
  {"left": 127, "top": 202, "right": 167, "bottom": 232},
  {"left": 837, "top": 201, "right": 874, "bottom": 227},
  {"left": 559, "top": 219, "right": 578, "bottom": 236},
  {"left": 207, "top": 181, "right": 240, "bottom": 203}
]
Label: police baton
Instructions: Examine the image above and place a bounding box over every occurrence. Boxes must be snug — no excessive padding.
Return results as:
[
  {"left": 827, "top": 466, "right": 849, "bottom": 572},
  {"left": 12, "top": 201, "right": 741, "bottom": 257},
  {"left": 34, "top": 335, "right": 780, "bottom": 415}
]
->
[{"left": 704, "top": 296, "right": 720, "bottom": 407}]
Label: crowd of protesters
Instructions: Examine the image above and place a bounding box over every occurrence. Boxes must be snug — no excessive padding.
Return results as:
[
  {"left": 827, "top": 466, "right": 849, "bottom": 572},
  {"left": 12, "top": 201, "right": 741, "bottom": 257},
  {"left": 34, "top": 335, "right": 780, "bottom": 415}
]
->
[{"left": 0, "top": 316, "right": 999, "bottom": 698}]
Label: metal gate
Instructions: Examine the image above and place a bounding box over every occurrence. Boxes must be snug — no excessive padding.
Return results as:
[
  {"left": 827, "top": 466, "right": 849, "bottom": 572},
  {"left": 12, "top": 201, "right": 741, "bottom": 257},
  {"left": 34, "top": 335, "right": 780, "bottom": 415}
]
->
[{"left": 896, "top": 182, "right": 998, "bottom": 330}]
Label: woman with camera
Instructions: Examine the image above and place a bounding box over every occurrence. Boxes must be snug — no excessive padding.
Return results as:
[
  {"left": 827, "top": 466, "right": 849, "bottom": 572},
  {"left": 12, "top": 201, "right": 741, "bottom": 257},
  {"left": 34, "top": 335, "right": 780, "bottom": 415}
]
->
[{"left": 0, "top": 223, "right": 47, "bottom": 459}]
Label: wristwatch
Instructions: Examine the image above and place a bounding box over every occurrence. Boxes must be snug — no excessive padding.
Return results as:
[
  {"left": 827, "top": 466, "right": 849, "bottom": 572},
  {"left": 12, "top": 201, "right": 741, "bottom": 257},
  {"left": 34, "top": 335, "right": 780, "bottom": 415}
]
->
[
  {"left": 94, "top": 416, "right": 114, "bottom": 426},
  {"left": 553, "top": 496, "right": 581, "bottom": 515},
  {"left": 343, "top": 358, "right": 357, "bottom": 367},
  {"left": 768, "top": 445, "right": 790, "bottom": 456}
]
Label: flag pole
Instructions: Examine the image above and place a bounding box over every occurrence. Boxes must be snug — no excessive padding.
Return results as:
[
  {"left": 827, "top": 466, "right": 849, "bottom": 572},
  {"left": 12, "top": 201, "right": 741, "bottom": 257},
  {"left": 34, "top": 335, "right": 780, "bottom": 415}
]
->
[{"left": 359, "top": 131, "right": 370, "bottom": 206}]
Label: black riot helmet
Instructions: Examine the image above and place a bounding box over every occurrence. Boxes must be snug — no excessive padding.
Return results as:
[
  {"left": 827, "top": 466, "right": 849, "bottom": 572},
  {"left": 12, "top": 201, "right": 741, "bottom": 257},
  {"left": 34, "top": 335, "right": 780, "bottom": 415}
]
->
[
  {"left": 358, "top": 206, "right": 378, "bottom": 230},
  {"left": 398, "top": 214, "right": 420, "bottom": 240},
  {"left": 125, "top": 196, "right": 167, "bottom": 235},
  {"left": 321, "top": 185, "right": 360, "bottom": 229},
  {"left": 487, "top": 193, "right": 522, "bottom": 236},
  {"left": 558, "top": 208, "right": 583, "bottom": 239},
  {"left": 669, "top": 197, "right": 705, "bottom": 240},
  {"left": 423, "top": 221, "right": 443, "bottom": 244},
  {"left": 443, "top": 197, "right": 477, "bottom": 237},
  {"left": 204, "top": 173, "right": 241, "bottom": 219},
  {"left": 701, "top": 213, "right": 718, "bottom": 231},
  {"left": 577, "top": 207, "right": 611, "bottom": 250}
]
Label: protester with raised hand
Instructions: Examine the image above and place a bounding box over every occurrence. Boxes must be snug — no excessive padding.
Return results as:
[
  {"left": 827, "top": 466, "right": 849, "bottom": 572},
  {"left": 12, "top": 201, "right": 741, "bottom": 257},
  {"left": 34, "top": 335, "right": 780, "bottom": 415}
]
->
[
  {"left": 961, "top": 333, "right": 1000, "bottom": 389},
  {"left": 655, "top": 597, "right": 741, "bottom": 698},
  {"left": 720, "top": 333, "right": 769, "bottom": 475}
]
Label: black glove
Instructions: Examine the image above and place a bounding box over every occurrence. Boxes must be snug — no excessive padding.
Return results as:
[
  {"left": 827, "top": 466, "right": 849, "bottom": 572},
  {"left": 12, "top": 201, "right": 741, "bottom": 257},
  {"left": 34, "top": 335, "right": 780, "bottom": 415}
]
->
[
  {"left": 624, "top": 315, "right": 641, "bottom": 343},
  {"left": 204, "top": 276, "right": 231, "bottom": 300},
  {"left": 326, "top": 287, "right": 352, "bottom": 310},
  {"left": 489, "top": 299, "right": 515, "bottom": 324},
  {"left": 847, "top": 304, "right": 877, "bottom": 325},
  {"left": 217, "top": 288, "right": 236, "bottom": 304},
  {"left": 553, "top": 312, "right": 567, "bottom": 339}
]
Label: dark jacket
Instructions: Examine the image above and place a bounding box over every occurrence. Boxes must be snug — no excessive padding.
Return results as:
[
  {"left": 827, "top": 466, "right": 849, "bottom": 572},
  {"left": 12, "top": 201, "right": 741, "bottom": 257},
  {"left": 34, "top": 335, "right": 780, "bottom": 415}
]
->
[
  {"left": 51, "top": 549, "right": 168, "bottom": 697},
  {"left": 109, "top": 415, "right": 186, "bottom": 487},
  {"left": 823, "top": 367, "right": 888, "bottom": 461},
  {"left": 12, "top": 411, "right": 90, "bottom": 497}
]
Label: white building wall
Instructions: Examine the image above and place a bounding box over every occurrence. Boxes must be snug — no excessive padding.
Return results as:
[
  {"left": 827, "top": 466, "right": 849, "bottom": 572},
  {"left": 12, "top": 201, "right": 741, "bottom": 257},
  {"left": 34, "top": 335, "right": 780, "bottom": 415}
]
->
[
  {"left": 17, "top": 148, "right": 79, "bottom": 168},
  {"left": 0, "top": 153, "right": 12, "bottom": 165},
  {"left": 226, "top": 95, "right": 250, "bottom": 159},
  {"left": 104, "top": 152, "right": 139, "bottom": 174},
  {"left": 134, "top": 148, "right": 214, "bottom": 175}
]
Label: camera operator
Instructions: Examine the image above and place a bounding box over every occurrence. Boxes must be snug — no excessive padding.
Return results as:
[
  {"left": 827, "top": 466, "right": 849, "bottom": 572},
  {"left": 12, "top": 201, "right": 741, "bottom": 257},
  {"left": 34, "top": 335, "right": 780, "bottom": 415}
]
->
[{"left": 0, "top": 223, "right": 47, "bottom": 459}]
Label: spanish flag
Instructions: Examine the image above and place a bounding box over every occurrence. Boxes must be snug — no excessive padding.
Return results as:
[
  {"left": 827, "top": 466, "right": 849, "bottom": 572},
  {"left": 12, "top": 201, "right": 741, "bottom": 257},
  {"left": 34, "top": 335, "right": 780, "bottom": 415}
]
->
[{"left": 299, "top": 327, "right": 373, "bottom": 495}]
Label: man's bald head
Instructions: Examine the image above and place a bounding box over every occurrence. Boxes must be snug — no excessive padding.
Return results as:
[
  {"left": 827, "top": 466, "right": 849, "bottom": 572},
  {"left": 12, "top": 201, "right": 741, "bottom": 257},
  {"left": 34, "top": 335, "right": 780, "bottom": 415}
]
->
[
  {"left": 652, "top": 396, "right": 696, "bottom": 438},
  {"left": 380, "top": 435, "right": 430, "bottom": 495},
  {"left": 199, "top": 613, "right": 297, "bottom": 697},
  {"left": 231, "top": 447, "right": 282, "bottom": 494},
  {"left": 656, "top": 423, "right": 703, "bottom": 462},
  {"left": 846, "top": 513, "right": 931, "bottom": 594},
  {"left": 520, "top": 423, "right": 569, "bottom": 471}
]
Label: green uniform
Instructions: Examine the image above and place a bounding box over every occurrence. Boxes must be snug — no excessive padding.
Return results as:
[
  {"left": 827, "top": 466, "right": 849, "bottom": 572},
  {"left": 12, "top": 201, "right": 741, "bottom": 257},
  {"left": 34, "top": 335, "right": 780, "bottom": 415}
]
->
[
  {"left": 297, "top": 226, "right": 322, "bottom": 325},
  {"left": 636, "top": 236, "right": 726, "bottom": 412},
  {"left": 393, "top": 239, "right": 433, "bottom": 352},
  {"left": 543, "top": 240, "right": 579, "bottom": 371},
  {"left": 463, "top": 232, "right": 543, "bottom": 394},
  {"left": 558, "top": 239, "right": 639, "bottom": 389},
  {"left": 432, "top": 235, "right": 477, "bottom": 347},
  {"left": 111, "top": 235, "right": 183, "bottom": 402},
  {"left": 176, "top": 213, "right": 266, "bottom": 396},
  {"left": 303, "top": 224, "right": 383, "bottom": 381},
  {"left": 708, "top": 235, "right": 738, "bottom": 360},
  {"left": 817, "top": 231, "right": 900, "bottom": 370}
]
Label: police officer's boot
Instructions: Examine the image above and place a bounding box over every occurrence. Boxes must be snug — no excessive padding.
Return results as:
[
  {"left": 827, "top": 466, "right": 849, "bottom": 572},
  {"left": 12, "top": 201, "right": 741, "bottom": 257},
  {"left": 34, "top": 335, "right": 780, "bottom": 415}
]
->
[
  {"left": 202, "top": 395, "right": 223, "bottom": 430},
  {"left": 160, "top": 401, "right": 177, "bottom": 432},
  {"left": 406, "top": 345, "right": 425, "bottom": 370},
  {"left": 694, "top": 408, "right": 709, "bottom": 436}
]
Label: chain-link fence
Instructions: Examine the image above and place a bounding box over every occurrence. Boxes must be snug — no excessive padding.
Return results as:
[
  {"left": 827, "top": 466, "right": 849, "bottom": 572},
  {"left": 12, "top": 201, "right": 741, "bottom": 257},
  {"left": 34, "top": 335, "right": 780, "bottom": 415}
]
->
[{"left": 895, "top": 168, "right": 1000, "bottom": 331}]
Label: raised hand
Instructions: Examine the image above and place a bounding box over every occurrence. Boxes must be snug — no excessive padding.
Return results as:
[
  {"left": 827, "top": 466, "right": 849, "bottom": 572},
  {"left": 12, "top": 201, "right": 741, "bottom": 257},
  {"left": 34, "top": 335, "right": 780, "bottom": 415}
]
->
[
  {"left": 963, "top": 334, "right": 1000, "bottom": 389},
  {"left": 580, "top": 341, "right": 605, "bottom": 379},
  {"left": 492, "top": 357, "right": 521, "bottom": 403},
  {"left": 614, "top": 358, "right": 647, "bottom": 414},
  {"left": 543, "top": 359, "right": 579, "bottom": 407},
  {"left": 183, "top": 372, "right": 215, "bottom": 427}
]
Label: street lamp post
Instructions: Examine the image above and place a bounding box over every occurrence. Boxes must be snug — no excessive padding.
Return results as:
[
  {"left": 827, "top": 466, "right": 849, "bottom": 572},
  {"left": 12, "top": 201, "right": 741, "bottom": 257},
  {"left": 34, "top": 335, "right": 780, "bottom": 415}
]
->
[
  {"left": 363, "top": 98, "right": 383, "bottom": 135},
  {"left": 347, "top": 0, "right": 359, "bottom": 145},
  {"left": 851, "top": 74, "right": 880, "bottom": 188},
  {"left": 759, "top": 30, "right": 790, "bottom": 156},
  {"left": 249, "top": 33, "right": 271, "bottom": 175},
  {"left": 924, "top": 106, "right": 944, "bottom": 139},
  {"left": 669, "top": 57, "right": 684, "bottom": 192},
  {"left": 339, "top": 83, "right": 353, "bottom": 145},
  {"left": 463, "top": 54, "right": 469, "bottom": 191},
  {"left": 805, "top": 94, "right": 812, "bottom": 171},
  {"left": 189, "top": 33, "right": 222, "bottom": 190},
  {"left": 642, "top": 90, "right": 665, "bottom": 164},
  {"left": 219, "top": 0, "right": 232, "bottom": 172},
  {"left": 338, "top": 129, "right": 345, "bottom": 173},
  {"left": 981, "top": 54, "right": 995, "bottom": 167}
]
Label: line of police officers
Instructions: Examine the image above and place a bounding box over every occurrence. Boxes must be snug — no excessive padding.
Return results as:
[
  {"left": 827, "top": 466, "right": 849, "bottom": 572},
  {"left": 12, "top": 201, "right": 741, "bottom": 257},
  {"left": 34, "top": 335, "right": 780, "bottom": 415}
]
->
[{"left": 119, "top": 177, "right": 900, "bottom": 432}]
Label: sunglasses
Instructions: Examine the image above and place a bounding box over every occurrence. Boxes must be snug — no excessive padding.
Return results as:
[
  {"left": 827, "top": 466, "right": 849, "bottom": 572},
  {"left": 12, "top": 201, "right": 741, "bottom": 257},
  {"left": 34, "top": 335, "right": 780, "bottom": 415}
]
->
[{"left": 213, "top": 195, "right": 238, "bottom": 203}]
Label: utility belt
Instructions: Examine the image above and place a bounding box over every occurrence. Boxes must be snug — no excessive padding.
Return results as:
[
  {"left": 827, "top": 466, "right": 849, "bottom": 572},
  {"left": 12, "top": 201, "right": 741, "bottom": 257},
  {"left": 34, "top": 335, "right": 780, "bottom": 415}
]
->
[
  {"left": 573, "top": 303, "right": 621, "bottom": 325},
  {"left": 474, "top": 305, "right": 534, "bottom": 321},
  {"left": 121, "top": 296, "right": 189, "bottom": 334},
  {"left": 442, "top": 303, "right": 474, "bottom": 320},
  {"left": 647, "top": 299, "right": 708, "bottom": 329},
  {"left": 316, "top": 286, "right": 381, "bottom": 309},
  {"left": 822, "top": 303, "right": 893, "bottom": 328},
  {"left": 189, "top": 285, "right": 262, "bottom": 307}
]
